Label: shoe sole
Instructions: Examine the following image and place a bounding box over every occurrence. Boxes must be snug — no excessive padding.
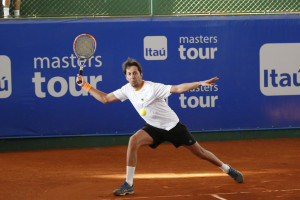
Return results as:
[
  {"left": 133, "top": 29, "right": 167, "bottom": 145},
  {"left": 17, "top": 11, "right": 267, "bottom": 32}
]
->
[{"left": 113, "top": 191, "right": 134, "bottom": 196}]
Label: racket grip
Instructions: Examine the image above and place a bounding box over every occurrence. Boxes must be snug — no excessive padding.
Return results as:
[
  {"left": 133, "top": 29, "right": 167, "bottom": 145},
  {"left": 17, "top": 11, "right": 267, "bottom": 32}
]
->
[{"left": 77, "top": 69, "right": 83, "bottom": 84}]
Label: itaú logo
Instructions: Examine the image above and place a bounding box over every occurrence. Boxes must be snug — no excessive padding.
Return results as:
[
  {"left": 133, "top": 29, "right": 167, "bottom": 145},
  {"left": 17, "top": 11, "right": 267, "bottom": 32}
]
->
[
  {"left": 259, "top": 43, "right": 300, "bottom": 96},
  {"left": 0, "top": 55, "right": 12, "bottom": 98},
  {"left": 144, "top": 36, "right": 167, "bottom": 60}
]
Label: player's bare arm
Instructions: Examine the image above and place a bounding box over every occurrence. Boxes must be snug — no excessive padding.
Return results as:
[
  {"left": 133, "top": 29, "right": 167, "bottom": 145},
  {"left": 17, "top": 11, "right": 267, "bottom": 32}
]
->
[
  {"left": 76, "top": 74, "right": 119, "bottom": 104},
  {"left": 171, "top": 76, "right": 219, "bottom": 93},
  {"left": 89, "top": 89, "right": 119, "bottom": 104}
]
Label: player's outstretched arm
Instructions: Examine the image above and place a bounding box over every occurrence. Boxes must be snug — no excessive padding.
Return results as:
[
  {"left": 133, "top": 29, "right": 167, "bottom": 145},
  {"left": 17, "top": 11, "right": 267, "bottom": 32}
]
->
[
  {"left": 171, "top": 76, "right": 219, "bottom": 93},
  {"left": 76, "top": 74, "right": 119, "bottom": 104}
]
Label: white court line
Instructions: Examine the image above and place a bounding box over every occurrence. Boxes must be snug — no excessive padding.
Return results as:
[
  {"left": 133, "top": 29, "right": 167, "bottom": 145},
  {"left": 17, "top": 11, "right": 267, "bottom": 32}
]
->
[
  {"left": 105, "top": 188, "right": 300, "bottom": 200},
  {"left": 211, "top": 194, "right": 227, "bottom": 200},
  {"left": 118, "top": 194, "right": 194, "bottom": 199},
  {"left": 281, "top": 189, "right": 300, "bottom": 192},
  {"left": 95, "top": 173, "right": 227, "bottom": 179}
]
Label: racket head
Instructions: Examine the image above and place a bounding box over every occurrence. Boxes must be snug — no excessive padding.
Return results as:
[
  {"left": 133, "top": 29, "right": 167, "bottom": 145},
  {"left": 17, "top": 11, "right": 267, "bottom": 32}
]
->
[{"left": 73, "top": 34, "right": 97, "bottom": 59}]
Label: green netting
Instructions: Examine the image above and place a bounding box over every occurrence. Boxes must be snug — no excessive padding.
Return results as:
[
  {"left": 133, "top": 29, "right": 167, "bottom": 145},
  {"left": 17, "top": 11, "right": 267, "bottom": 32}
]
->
[
  {"left": 153, "top": 0, "right": 300, "bottom": 15},
  {"left": 14, "top": 0, "right": 151, "bottom": 17},
  {"left": 1, "top": 0, "right": 299, "bottom": 18}
]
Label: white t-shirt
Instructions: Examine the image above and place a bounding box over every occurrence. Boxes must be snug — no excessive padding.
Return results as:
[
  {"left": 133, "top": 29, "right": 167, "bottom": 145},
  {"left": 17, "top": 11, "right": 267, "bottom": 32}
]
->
[{"left": 113, "top": 81, "right": 179, "bottom": 130}]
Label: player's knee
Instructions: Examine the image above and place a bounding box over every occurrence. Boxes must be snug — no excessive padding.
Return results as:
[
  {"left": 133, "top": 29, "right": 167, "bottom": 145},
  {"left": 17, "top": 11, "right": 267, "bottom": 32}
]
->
[
  {"left": 128, "top": 135, "right": 140, "bottom": 149},
  {"left": 195, "top": 147, "right": 207, "bottom": 159}
]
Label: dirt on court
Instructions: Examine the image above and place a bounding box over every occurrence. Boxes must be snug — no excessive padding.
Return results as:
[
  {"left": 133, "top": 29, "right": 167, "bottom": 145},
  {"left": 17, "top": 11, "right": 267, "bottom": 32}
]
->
[{"left": 0, "top": 138, "right": 299, "bottom": 200}]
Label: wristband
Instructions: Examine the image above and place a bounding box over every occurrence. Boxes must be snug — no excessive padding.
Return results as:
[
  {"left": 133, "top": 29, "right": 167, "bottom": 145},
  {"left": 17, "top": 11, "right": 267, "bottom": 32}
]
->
[
  {"left": 83, "top": 83, "right": 92, "bottom": 92},
  {"left": 198, "top": 81, "right": 202, "bottom": 87}
]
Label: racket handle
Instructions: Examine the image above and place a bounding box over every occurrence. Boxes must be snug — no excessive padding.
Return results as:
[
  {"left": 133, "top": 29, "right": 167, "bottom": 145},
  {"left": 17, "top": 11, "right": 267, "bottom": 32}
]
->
[{"left": 77, "top": 69, "right": 83, "bottom": 84}]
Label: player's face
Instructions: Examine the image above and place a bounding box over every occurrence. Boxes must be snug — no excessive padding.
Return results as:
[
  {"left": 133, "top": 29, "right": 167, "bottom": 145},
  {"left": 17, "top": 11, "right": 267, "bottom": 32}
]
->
[{"left": 125, "top": 66, "right": 143, "bottom": 89}]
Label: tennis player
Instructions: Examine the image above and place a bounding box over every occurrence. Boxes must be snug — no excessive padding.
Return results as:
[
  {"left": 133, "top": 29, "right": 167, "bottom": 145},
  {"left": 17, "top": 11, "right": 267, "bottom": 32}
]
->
[{"left": 76, "top": 57, "right": 244, "bottom": 196}]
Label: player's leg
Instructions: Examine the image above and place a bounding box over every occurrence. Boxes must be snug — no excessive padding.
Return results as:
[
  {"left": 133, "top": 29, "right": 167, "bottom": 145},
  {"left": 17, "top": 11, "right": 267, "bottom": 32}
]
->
[
  {"left": 167, "top": 122, "right": 223, "bottom": 166},
  {"left": 113, "top": 130, "right": 154, "bottom": 196},
  {"left": 166, "top": 122, "right": 223, "bottom": 167},
  {"left": 184, "top": 142, "right": 223, "bottom": 167},
  {"left": 184, "top": 142, "right": 244, "bottom": 183},
  {"left": 127, "top": 129, "right": 154, "bottom": 167}
]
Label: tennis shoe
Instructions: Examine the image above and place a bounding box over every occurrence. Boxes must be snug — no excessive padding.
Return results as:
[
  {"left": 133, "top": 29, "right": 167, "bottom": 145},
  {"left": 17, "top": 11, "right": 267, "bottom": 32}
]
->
[
  {"left": 113, "top": 181, "right": 134, "bottom": 196},
  {"left": 227, "top": 165, "right": 244, "bottom": 183}
]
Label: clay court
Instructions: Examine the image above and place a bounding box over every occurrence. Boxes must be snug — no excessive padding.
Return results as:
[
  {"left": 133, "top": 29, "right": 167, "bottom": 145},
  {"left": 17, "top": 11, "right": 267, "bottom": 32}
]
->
[{"left": 0, "top": 137, "right": 299, "bottom": 200}]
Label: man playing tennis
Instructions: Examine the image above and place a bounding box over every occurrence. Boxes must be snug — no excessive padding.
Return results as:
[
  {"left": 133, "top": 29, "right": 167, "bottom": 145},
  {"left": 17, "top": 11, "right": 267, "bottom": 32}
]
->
[{"left": 76, "top": 57, "right": 244, "bottom": 196}]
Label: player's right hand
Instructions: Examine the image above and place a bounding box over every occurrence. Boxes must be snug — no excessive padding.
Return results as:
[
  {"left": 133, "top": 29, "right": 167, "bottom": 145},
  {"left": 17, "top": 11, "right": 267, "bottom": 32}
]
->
[{"left": 76, "top": 74, "right": 86, "bottom": 87}]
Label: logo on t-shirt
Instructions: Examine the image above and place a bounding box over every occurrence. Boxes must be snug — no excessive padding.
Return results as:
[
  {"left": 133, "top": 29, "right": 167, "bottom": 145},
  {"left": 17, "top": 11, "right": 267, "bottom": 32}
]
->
[{"left": 144, "top": 36, "right": 168, "bottom": 60}]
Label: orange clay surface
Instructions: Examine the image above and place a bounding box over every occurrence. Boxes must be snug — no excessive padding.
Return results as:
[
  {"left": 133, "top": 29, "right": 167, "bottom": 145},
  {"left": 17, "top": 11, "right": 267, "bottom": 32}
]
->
[{"left": 0, "top": 138, "right": 299, "bottom": 200}]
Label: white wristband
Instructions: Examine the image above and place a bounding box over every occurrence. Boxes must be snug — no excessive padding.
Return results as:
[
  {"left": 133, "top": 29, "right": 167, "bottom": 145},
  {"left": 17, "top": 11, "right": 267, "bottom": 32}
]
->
[{"left": 199, "top": 81, "right": 201, "bottom": 87}]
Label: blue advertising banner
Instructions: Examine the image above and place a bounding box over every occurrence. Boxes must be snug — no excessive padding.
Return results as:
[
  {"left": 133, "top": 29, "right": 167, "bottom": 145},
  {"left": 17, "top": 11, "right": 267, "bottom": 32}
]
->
[{"left": 0, "top": 15, "right": 300, "bottom": 138}]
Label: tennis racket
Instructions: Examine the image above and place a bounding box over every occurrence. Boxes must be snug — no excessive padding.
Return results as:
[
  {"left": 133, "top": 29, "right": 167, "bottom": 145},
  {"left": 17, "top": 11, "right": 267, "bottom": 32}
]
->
[{"left": 73, "top": 34, "right": 97, "bottom": 84}]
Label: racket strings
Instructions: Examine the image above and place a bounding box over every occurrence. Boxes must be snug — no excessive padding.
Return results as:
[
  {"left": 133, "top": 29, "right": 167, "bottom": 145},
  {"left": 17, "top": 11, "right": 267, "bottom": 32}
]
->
[{"left": 74, "top": 36, "right": 96, "bottom": 59}]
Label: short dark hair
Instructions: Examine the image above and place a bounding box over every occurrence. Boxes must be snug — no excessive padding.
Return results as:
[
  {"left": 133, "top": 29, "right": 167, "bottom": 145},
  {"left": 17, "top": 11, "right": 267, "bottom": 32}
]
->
[{"left": 122, "top": 57, "right": 143, "bottom": 75}]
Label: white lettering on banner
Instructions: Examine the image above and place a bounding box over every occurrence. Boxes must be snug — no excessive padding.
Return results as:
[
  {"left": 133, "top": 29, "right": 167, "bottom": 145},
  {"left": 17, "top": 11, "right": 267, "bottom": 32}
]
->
[
  {"left": 32, "top": 72, "right": 102, "bottom": 98},
  {"left": 0, "top": 55, "right": 12, "bottom": 98},
  {"left": 178, "top": 85, "right": 219, "bottom": 109},
  {"left": 32, "top": 54, "right": 104, "bottom": 98},
  {"left": 179, "top": 94, "right": 218, "bottom": 108},
  {"left": 179, "top": 36, "right": 218, "bottom": 44},
  {"left": 176, "top": 34, "right": 220, "bottom": 108},
  {"left": 34, "top": 54, "right": 102, "bottom": 69},
  {"left": 178, "top": 35, "right": 218, "bottom": 60},
  {"left": 189, "top": 85, "right": 219, "bottom": 92},
  {"left": 260, "top": 43, "right": 300, "bottom": 96},
  {"left": 178, "top": 45, "right": 218, "bottom": 60}
]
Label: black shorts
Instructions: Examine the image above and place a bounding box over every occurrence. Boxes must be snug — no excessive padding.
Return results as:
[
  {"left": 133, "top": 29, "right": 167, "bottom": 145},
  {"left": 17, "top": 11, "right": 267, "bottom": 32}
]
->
[{"left": 142, "top": 121, "right": 197, "bottom": 149}]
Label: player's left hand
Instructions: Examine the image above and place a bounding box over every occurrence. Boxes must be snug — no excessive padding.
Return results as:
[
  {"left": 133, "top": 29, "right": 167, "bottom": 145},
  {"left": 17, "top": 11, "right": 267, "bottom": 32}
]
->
[{"left": 200, "top": 77, "right": 219, "bottom": 86}]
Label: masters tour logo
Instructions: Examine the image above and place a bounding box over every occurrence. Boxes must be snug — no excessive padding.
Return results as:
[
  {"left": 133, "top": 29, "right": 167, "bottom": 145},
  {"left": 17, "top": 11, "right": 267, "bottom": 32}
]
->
[
  {"left": 260, "top": 43, "right": 300, "bottom": 96},
  {"left": 0, "top": 55, "right": 12, "bottom": 98},
  {"left": 144, "top": 36, "right": 167, "bottom": 60}
]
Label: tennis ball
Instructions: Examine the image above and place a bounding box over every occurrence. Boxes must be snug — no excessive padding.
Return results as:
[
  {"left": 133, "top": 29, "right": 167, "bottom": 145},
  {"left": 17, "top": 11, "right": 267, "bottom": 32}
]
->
[{"left": 139, "top": 108, "right": 147, "bottom": 117}]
